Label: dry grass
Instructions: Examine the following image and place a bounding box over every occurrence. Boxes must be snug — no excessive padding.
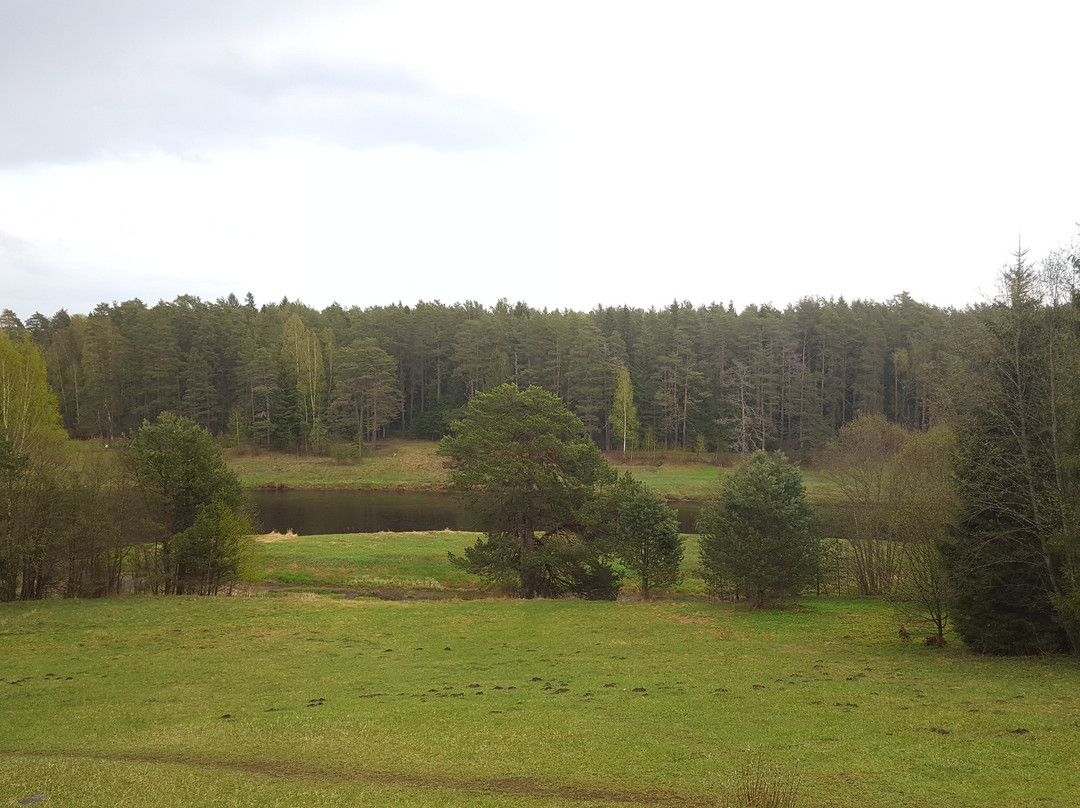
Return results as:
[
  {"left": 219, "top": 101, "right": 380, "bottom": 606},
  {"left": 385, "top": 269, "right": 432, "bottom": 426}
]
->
[
  {"left": 225, "top": 440, "right": 450, "bottom": 490},
  {"left": 728, "top": 755, "right": 801, "bottom": 808},
  {"left": 255, "top": 530, "right": 298, "bottom": 543}
]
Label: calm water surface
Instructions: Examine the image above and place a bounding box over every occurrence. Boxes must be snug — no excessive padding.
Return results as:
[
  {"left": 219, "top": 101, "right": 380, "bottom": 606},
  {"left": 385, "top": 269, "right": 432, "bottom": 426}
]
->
[{"left": 249, "top": 489, "right": 701, "bottom": 535}]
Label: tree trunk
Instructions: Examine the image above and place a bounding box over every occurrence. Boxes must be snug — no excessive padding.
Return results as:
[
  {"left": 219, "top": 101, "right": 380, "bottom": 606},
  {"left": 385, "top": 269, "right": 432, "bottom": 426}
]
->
[{"left": 521, "top": 524, "right": 537, "bottom": 599}]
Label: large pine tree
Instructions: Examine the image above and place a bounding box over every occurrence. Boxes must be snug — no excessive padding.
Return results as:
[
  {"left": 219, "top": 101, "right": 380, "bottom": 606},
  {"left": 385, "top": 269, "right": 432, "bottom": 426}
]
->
[{"left": 946, "top": 249, "right": 1080, "bottom": 654}]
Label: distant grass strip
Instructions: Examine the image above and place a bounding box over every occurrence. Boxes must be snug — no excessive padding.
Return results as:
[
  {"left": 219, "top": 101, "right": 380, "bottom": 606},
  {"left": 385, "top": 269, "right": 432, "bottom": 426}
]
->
[
  {"left": 227, "top": 441, "right": 841, "bottom": 503},
  {"left": 612, "top": 461, "right": 836, "bottom": 502},
  {"left": 2, "top": 595, "right": 1078, "bottom": 807},
  {"left": 226, "top": 440, "right": 450, "bottom": 490}
]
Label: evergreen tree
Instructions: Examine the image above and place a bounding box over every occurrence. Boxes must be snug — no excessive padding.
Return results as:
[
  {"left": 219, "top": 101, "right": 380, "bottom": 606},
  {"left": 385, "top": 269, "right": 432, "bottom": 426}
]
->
[
  {"left": 612, "top": 473, "right": 683, "bottom": 598},
  {"left": 945, "top": 249, "right": 1080, "bottom": 654},
  {"left": 270, "top": 364, "right": 302, "bottom": 452},
  {"left": 440, "top": 384, "right": 618, "bottom": 599},
  {"left": 698, "top": 451, "right": 816, "bottom": 607}
]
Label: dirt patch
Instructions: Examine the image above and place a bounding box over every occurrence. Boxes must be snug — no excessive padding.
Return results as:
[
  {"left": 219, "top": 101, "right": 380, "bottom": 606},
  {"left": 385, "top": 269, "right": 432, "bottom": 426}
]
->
[
  {"left": 2, "top": 749, "right": 714, "bottom": 806},
  {"left": 235, "top": 581, "right": 488, "bottom": 601}
]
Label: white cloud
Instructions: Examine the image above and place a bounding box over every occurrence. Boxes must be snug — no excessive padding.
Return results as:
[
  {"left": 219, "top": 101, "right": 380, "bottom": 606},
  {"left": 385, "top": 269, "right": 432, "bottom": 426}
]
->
[{"left": 2, "top": 1, "right": 1079, "bottom": 319}]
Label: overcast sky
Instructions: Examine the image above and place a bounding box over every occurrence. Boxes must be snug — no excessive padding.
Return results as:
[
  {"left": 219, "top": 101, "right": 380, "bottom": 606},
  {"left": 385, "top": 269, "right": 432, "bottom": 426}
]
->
[{"left": 3, "top": 1, "right": 1079, "bottom": 321}]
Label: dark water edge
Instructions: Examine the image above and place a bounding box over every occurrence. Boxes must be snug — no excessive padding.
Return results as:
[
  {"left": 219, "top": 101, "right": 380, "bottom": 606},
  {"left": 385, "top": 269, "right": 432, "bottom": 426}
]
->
[{"left": 248, "top": 489, "right": 701, "bottom": 535}]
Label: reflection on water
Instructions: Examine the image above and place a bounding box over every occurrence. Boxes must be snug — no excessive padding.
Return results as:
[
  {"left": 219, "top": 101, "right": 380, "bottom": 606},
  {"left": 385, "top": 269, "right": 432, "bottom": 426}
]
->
[
  {"left": 249, "top": 489, "right": 701, "bottom": 535},
  {"left": 249, "top": 490, "right": 472, "bottom": 535}
]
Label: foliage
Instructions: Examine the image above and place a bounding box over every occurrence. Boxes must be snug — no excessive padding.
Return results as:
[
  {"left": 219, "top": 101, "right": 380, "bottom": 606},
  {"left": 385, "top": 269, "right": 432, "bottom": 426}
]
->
[
  {"left": 0, "top": 333, "right": 71, "bottom": 600},
  {"left": 823, "top": 415, "right": 959, "bottom": 626},
  {"left": 0, "top": 331, "right": 66, "bottom": 456},
  {"left": 609, "top": 364, "right": 640, "bottom": 455},
  {"left": 440, "top": 384, "right": 617, "bottom": 598},
  {"left": 611, "top": 472, "right": 683, "bottom": 598},
  {"left": 821, "top": 415, "right": 909, "bottom": 595},
  {"left": 330, "top": 338, "right": 401, "bottom": 447},
  {"left": 23, "top": 291, "right": 978, "bottom": 458},
  {"left": 56, "top": 446, "right": 139, "bottom": 598},
  {"left": 888, "top": 427, "right": 956, "bottom": 643},
  {"left": 698, "top": 451, "right": 817, "bottom": 607},
  {"left": 126, "top": 412, "right": 252, "bottom": 594}
]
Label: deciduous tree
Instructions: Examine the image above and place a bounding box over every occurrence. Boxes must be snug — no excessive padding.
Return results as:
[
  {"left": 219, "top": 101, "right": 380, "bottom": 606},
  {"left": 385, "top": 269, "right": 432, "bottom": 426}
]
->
[
  {"left": 609, "top": 364, "right": 640, "bottom": 457},
  {"left": 0, "top": 332, "right": 69, "bottom": 600},
  {"left": 821, "top": 414, "right": 910, "bottom": 596},
  {"left": 126, "top": 412, "right": 251, "bottom": 595},
  {"left": 889, "top": 427, "right": 957, "bottom": 645}
]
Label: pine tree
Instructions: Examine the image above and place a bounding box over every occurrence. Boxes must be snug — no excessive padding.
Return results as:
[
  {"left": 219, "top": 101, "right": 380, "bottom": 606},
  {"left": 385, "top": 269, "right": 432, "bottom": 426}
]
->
[{"left": 946, "top": 248, "right": 1080, "bottom": 654}]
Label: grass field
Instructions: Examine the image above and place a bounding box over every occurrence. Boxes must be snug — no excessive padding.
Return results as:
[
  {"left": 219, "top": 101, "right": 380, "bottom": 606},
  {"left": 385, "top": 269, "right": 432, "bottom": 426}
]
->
[{"left": 3, "top": 532, "right": 1079, "bottom": 808}]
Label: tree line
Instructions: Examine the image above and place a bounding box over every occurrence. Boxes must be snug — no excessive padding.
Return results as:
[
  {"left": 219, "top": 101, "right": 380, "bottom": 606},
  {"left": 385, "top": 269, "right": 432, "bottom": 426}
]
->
[
  {"left": 4, "top": 290, "right": 974, "bottom": 455},
  {"left": 434, "top": 237, "right": 1080, "bottom": 657},
  {"left": 1, "top": 328, "right": 252, "bottom": 600},
  {"left": 4, "top": 237, "right": 1080, "bottom": 656},
  {"left": 820, "top": 244, "right": 1080, "bottom": 655}
]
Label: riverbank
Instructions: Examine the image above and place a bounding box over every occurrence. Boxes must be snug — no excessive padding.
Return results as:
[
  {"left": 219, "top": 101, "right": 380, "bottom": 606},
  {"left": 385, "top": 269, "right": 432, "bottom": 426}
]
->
[
  {"left": 226, "top": 439, "right": 836, "bottom": 501},
  {"left": 224, "top": 440, "right": 450, "bottom": 491}
]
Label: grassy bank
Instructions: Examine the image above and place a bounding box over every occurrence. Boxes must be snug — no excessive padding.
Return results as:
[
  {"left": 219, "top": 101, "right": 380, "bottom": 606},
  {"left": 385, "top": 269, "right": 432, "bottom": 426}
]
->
[
  {"left": 244, "top": 531, "right": 708, "bottom": 600},
  {"left": 225, "top": 441, "right": 836, "bottom": 501},
  {"left": 3, "top": 586, "right": 1077, "bottom": 808},
  {"left": 246, "top": 530, "right": 486, "bottom": 598},
  {"left": 225, "top": 440, "right": 450, "bottom": 490}
]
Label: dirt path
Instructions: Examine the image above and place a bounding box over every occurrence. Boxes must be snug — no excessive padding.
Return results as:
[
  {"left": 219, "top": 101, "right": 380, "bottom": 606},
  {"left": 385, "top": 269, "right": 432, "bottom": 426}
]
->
[{"left": 3, "top": 749, "right": 715, "bottom": 806}]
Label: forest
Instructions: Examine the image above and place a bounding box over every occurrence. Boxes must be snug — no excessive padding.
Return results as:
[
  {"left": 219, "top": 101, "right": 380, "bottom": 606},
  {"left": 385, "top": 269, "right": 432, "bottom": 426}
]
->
[
  {"left": 1, "top": 288, "right": 986, "bottom": 457},
  {"left": 4, "top": 240, "right": 1080, "bottom": 656}
]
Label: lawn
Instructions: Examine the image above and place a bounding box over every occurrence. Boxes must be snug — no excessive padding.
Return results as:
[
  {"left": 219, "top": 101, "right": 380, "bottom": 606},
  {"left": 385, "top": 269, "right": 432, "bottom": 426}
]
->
[{"left": 2, "top": 531, "right": 1079, "bottom": 807}]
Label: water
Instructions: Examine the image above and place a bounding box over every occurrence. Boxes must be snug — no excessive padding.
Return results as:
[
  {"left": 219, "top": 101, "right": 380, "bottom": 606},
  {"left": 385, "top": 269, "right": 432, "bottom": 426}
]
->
[
  {"left": 249, "top": 490, "right": 470, "bottom": 534},
  {"left": 249, "top": 489, "right": 702, "bottom": 535}
]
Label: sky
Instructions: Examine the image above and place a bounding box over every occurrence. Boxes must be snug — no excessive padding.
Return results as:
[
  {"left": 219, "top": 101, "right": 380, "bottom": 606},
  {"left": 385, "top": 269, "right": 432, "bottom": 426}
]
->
[{"left": 3, "top": 1, "right": 1079, "bottom": 321}]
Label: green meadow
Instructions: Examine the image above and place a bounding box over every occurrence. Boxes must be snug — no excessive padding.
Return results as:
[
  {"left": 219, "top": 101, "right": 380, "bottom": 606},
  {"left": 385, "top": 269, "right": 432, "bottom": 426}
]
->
[{"left": 3, "top": 531, "right": 1079, "bottom": 808}]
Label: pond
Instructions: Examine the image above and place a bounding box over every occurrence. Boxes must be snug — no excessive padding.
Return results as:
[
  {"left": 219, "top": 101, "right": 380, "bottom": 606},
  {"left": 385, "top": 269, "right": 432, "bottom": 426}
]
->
[{"left": 248, "top": 489, "right": 702, "bottom": 535}]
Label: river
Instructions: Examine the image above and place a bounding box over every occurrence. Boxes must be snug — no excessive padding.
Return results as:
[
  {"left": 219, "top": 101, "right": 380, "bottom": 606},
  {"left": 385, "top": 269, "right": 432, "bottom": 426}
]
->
[{"left": 249, "top": 489, "right": 702, "bottom": 535}]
